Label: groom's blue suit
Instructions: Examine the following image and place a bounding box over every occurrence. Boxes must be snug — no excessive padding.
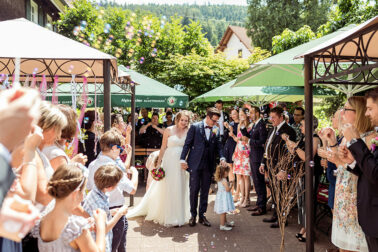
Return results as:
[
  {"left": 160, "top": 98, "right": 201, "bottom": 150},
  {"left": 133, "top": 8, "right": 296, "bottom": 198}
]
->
[{"left": 180, "top": 121, "right": 225, "bottom": 218}]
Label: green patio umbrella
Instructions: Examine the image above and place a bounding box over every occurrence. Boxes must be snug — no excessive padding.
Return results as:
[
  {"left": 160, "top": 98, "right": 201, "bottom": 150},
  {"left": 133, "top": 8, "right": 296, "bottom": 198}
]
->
[
  {"left": 192, "top": 79, "right": 336, "bottom": 106},
  {"left": 47, "top": 66, "right": 189, "bottom": 108},
  {"left": 233, "top": 24, "right": 375, "bottom": 97}
]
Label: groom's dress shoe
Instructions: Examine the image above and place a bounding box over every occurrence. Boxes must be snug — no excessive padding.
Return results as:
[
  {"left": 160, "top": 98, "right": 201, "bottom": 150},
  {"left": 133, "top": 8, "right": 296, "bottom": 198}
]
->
[
  {"left": 189, "top": 217, "right": 196, "bottom": 227},
  {"left": 262, "top": 216, "right": 278, "bottom": 223},
  {"left": 198, "top": 217, "right": 211, "bottom": 227}
]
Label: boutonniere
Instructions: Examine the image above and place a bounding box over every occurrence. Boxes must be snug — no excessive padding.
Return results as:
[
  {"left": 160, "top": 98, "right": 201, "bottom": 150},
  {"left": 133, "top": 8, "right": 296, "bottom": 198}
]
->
[
  {"left": 275, "top": 131, "right": 280, "bottom": 136},
  {"left": 371, "top": 137, "right": 378, "bottom": 151},
  {"left": 212, "top": 128, "right": 218, "bottom": 136}
]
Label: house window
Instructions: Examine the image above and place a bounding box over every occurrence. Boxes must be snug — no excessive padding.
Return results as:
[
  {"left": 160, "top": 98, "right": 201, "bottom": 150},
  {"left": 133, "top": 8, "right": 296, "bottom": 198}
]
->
[
  {"left": 238, "top": 49, "right": 243, "bottom": 58},
  {"left": 46, "top": 14, "right": 53, "bottom": 30},
  {"left": 30, "top": 0, "right": 38, "bottom": 24}
]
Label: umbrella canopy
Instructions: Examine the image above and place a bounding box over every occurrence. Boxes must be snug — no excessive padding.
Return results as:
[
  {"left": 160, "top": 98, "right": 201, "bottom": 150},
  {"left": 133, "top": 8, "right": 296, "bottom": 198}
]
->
[
  {"left": 233, "top": 25, "right": 357, "bottom": 87},
  {"left": 0, "top": 18, "right": 117, "bottom": 83},
  {"left": 192, "top": 79, "right": 336, "bottom": 106},
  {"left": 47, "top": 66, "right": 189, "bottom": 108}
]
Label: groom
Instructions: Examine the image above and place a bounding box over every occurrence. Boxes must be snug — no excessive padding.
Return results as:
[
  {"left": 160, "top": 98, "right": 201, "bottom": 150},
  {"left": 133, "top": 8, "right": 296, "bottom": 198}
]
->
[{"left": 180, "top": 107, "right": 226, "bottom": 227}]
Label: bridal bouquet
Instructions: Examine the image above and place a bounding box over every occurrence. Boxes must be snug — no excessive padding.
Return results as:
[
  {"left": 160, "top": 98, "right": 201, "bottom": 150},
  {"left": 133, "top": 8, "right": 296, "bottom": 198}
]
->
[{"left": 151, "top": 166, "right": 165, "bottom": 181}]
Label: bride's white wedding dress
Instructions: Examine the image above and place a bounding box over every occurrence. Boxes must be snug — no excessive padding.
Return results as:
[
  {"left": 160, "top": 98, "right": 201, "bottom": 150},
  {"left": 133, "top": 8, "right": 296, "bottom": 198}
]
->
[{"left": 126, "top": 134, "right": 190, "bottom": 226}]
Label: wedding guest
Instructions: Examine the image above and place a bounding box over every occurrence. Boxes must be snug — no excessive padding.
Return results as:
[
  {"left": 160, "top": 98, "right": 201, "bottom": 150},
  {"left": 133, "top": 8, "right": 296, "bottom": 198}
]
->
[
  {"left": 321, "top": 96, "right": 373, "bottom": 251},
  {"left": 87, "top": 130, "right": 139, "bottom": 252},
  {"left": 139, "top": 113, "right": 164, "bottom": 149},
  {"left": 259, "top": 106, "right": 296, "bottom": 228},
  {"left": 32, "top": 163, "right": 107, "bottom": 252},
  {"left": 83, "top": 164, "right": 128, "bottom": 252},
  {"left": 214, "top": 164, "right": 235, "bottom": 231},
  {"left": 79, "top": 110, "right": 100, "bottom": 167},
  {"left": 231, "top": 108, "right": 252, "bottom": 208},
  {"left": 163, "top": 111, "right": 175, "bottom": 128},
  {"left": 223, "top": 109, "right": 239, "bottom": 196},
  {"left": 319, "top": 110, "right": 343, "bottom": 211},
  {"left": 340, "top": 88, "right": 378, "bottom": 251},
  {"left": 127, "top": 113, "right": 139, "bottom": 127},
  {"left": 215, "top": 100, "right": 229, "bottom": 144},
  {"left": 136, "top": 108, "right": 151, "bottom": 131},
  {"left": 292, "top": 107, "right": 305, "bottom": 141},
  {"left": 0, "top": 87, "right": 40, "bottom": 207},
  {"left": 243, "top": 106, "right": 268, "bottom": 216},
  {"left": 285, "top": 117, "right": 322, "bottom": 242},
  {"left": 281, "top": 103, "right": 294, "bottom": 125},
  {"left": 111, "top": 113, "right": 132, "bottom": 163},
  {"left": 43, "top": 104, "right": 87, "bottom": 170}
]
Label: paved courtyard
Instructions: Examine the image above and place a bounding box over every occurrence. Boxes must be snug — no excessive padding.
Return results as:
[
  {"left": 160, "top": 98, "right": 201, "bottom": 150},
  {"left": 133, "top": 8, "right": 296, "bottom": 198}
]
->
[{"left": 126, "top": 185, "right": 334, "bottom": 252}]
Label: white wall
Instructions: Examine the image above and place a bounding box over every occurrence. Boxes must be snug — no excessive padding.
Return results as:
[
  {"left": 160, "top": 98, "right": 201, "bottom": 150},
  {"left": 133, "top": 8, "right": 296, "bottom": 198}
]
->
[{"left": 224, "top": 33, "right": 252, "bottom": 60}]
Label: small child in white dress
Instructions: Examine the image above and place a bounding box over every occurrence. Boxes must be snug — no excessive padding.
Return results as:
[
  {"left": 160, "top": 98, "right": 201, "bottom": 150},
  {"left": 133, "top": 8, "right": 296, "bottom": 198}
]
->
[{"left": 214, "top": 164, "right": 235, "bottom": 231}]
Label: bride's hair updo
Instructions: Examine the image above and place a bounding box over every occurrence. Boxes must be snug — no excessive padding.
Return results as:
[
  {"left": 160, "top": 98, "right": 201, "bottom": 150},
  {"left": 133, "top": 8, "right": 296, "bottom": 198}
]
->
[
  {"left": 175, "top": 110, "right": 191, "bottom": 127},
  {"left": 47, "top": 164, "right": 86, "bottom": 199}
]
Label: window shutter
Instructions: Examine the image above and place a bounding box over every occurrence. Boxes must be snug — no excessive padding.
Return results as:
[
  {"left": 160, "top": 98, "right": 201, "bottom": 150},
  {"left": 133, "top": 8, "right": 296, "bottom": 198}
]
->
[
  {"left": 38, "top": 5, "right": 44, "bottom": 26},
  {"left": 25, "top": 0, "right": 31, "bottom": 20}
]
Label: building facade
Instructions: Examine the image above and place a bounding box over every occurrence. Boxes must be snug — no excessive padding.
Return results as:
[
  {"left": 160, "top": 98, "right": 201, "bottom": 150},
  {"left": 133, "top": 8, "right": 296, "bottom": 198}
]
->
[{"left": 216, "top": 26, "right": 253, "bottom": 60}]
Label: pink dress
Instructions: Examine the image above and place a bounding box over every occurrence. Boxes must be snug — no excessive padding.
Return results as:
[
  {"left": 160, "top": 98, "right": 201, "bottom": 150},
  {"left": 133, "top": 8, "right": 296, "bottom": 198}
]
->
[{"left": 232, "top": 132, "right": 251, "bottom": 176}]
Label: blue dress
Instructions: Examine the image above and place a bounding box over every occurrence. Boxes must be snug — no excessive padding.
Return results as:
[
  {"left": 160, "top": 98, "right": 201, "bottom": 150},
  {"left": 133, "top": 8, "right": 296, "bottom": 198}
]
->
[{"left": 214, "top": 179, "right": 235, "bottom": 214}]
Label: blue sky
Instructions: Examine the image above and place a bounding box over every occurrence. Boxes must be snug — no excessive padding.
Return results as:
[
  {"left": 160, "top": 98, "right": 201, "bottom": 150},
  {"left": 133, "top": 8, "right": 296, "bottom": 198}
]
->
[{"left": 109, "top": 0, "right": 248, "bottom": 5}]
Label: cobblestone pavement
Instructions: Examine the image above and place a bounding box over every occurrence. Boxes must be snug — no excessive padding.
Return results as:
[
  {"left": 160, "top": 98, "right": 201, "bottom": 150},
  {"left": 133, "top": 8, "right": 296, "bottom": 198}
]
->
[{"left": 126, "top": 185, "right": 334, "bottom": 252}]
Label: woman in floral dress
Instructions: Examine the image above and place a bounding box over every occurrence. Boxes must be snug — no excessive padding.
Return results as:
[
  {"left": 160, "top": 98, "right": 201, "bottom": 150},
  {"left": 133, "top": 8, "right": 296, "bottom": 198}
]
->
[
  {"left": 323, "top": 96, "right": 374, "bottom": 252},
  {"left": 231, "top": 108, "right": 252, "bottom": 208}
]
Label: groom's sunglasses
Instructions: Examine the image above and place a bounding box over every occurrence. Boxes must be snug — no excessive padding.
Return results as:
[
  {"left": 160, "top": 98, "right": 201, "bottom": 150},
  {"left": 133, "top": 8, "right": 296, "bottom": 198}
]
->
[{"left": 111, "top": 145, "right": 124, "bottom": 153}]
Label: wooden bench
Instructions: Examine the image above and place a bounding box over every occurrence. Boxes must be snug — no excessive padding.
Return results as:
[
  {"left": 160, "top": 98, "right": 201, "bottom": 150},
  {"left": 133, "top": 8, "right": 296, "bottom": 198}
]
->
[{"left": 135, "top": 148, "right": 160, "bottom": 157}]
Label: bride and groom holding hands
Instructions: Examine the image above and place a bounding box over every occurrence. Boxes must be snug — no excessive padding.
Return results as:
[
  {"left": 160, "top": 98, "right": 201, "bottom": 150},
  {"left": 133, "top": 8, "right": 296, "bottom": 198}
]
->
[{"left": 127, "top": 108, "right": 226, "bottom": 228}]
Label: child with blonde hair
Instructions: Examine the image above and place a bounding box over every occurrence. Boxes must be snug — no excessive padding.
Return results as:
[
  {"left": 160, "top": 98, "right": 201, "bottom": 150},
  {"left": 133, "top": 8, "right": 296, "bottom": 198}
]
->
[{"left": 214, "top": 164, "right": 235, "bottom": 231}]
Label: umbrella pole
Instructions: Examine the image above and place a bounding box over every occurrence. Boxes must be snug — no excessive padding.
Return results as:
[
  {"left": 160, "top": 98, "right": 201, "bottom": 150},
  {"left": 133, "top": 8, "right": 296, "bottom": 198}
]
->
[
  {"left": 103, "top": 60, "right": 111, "bottom": 131},
  {"left": 304, "top": 56, "right": 314, "bottom": 252},
  {"left": 130, "top": 84, "right": 136, "bottom": 207}
]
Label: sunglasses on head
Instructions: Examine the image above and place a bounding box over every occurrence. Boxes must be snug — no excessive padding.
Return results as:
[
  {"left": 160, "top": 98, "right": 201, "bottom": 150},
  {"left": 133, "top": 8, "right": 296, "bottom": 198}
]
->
[{"left": 111, "top": 144, "right": 124, "bottom": 153}]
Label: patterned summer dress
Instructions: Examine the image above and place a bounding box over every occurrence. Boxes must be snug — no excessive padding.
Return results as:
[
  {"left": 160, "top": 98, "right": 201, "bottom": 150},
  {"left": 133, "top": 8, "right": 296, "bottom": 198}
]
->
[
  {"left": 232, "top": 132, "right": 251, "bottom": 176},
  {"left": 331, "top": 134, "right": 371, "bottom": 252}
]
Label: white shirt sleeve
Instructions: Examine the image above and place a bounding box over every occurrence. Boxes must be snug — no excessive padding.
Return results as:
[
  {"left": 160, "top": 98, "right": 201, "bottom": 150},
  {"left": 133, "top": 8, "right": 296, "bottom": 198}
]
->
[
  {"left": 348, "top": 160, "right": 357, "bottom": 169},
  {"left": 118, "top": 175, "right": 135, "bottom": 194}
]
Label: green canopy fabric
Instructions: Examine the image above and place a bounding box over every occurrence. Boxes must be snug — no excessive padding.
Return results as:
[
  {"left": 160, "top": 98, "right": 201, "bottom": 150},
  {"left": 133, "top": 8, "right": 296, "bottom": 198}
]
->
[
  {"left": 234, "top": 25, "right": 357, "bottom": 87},
  {"left": 193, "top": 79, "right": 336, "bottom": 106},
  {"left": 47, "top": 66, "right": 189, "bottom": 108}
]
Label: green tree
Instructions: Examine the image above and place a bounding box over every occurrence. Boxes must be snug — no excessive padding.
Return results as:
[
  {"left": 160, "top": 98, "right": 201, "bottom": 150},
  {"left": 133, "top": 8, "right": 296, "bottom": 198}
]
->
[
  {"left": 271, "top": 25, "right": 315, "bottom": 54},
  {"left": 317, "top": 0, "right": 378, "bottom": 36},
  {"left": 156, "top": 52, "right": 249, "bottom": 100},
  {"left": 245, "top": 0, "right": 302, "bottom": 51},
  {"left": 247, "top": 47, "right": 271, "bottom": 64}
]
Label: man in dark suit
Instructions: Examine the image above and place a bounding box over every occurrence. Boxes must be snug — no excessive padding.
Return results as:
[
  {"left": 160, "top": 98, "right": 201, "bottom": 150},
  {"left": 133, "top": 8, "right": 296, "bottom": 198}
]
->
[
  {"left": 341, "top": 88, "right": 378, "bottom": 251},
  {"left": 242, "top": 106, "right": 268, "bottom": 216},
  {"left": 215, "top": 100, "right": 229, "bottom": 144},
  {"left": 180, "top": 107, "right": 226, "bottom": 227},
  {"left": 258, "top": 106, "right": 296, "bottom": 228}
]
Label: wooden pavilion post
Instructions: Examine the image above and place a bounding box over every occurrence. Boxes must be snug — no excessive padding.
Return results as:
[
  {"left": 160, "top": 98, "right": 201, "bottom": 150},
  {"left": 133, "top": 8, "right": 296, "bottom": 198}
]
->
[
  {"left": 304, "top": 56, "right": 314, "bottom": 252},
  {"left": 129, "top": 83, "right": 136, "bottom": 207},
  {"left": 103, "top": 59, "right": 111, "bottom": 131}
]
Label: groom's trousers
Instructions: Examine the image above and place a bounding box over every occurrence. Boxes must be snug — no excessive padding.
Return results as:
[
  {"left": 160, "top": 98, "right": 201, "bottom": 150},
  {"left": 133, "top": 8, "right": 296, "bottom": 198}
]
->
[{"left": 189, "top": 166, "right": 212, "bottom": 218}]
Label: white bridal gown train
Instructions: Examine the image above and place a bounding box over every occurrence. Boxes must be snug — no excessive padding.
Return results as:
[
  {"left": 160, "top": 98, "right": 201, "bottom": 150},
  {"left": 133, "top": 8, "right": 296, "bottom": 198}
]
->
[{"left": 126, "top": 134, "right": 190, "bottom": 226}]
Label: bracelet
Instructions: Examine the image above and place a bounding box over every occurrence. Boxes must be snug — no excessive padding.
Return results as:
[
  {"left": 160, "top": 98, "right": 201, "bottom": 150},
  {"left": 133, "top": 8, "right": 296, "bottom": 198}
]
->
[{"left": 329, "top": 143, "right": 338, "bottom": 148}]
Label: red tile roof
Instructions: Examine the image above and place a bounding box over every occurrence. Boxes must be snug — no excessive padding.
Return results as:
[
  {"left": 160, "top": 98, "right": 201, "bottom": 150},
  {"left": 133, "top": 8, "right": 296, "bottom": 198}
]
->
[{"left": 216, "top": 25, "right": 253, "bottom": 52}]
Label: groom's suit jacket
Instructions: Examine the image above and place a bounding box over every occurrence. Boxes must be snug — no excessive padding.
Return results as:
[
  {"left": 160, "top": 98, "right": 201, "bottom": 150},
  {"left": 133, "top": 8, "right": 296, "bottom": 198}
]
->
[
  {"left": 180, "top": 121, "right": 224, "bottom": 174},
  {"left": 348, "top": 139, "right": 378, "bottom": 238}
]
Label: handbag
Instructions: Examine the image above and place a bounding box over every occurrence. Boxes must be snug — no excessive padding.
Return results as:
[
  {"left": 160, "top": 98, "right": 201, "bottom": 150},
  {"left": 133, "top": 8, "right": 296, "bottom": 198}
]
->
[{"left": 316, "top": 173, "right": 329, "bottom": 204}]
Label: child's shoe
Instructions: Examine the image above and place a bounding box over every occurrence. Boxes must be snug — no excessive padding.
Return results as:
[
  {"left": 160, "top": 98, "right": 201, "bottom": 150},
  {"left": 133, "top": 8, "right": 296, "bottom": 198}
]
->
[{"left": 220, "top": 225, "right": 232, "bottom": 231}]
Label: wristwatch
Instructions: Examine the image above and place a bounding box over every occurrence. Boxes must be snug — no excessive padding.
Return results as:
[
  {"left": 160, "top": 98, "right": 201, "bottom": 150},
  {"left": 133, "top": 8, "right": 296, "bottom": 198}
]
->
[{"left": 347, "top": 138, "right": 358, "bottom": 148}]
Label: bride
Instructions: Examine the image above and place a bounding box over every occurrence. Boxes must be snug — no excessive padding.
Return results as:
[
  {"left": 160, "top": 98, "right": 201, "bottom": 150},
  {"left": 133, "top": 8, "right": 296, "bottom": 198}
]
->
[{"left": 127, "top": 111, "right": 191, "bottom": 226}]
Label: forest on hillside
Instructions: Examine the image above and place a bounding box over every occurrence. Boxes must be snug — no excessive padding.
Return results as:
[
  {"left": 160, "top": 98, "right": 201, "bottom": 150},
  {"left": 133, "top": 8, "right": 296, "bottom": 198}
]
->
[{"left": 98, "top": 1, "right": 248, "bottom": 46}]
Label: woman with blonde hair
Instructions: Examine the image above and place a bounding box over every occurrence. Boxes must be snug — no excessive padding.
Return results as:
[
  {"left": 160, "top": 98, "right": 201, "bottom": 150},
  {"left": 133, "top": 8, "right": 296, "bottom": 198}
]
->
[
  {"left": 127, "top": 110, "right": 191, "bottom": 227},
  {"left": 321, "top": 96, "right": 374, "bottom": 252},
  {"left": 42, "top": 104, "right": 88, "bottom": 171}
]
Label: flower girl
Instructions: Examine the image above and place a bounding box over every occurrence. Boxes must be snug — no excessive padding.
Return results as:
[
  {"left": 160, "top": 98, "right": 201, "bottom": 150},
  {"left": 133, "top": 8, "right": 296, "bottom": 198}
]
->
[{"left": 214, "top": 164, "right": 236, "bottom": 231}]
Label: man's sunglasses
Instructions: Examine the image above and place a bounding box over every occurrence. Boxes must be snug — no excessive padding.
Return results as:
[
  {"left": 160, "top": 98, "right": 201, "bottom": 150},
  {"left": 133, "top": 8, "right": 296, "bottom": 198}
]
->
[{"left": 111, "top": 144, "right": 124, "bottom": 153}]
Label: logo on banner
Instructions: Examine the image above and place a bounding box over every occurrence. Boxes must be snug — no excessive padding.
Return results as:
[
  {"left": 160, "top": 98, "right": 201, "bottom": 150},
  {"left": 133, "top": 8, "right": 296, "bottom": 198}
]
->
[
  {"left": 167, "top": 97, "right": 176, "bottom": 106},
  {"left": 87, "top": 97, "right": 94, "bottom": 106}
]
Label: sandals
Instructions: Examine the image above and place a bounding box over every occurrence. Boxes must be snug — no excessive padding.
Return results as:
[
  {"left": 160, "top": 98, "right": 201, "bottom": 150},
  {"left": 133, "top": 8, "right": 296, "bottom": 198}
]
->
[
  {"left": 295, "top": 233, "right": 303, "bottom": 239},
  {"left": 298, "top": 236, "right": 306, "bottom": 242}
]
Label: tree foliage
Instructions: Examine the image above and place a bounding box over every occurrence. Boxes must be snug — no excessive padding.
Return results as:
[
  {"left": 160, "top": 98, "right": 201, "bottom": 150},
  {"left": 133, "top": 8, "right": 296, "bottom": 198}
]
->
[
  {"left": 246, "top": 0, "right": 333, "bottom": 51},
  {"left": 98, "top": 1, "right": 247, "bottom": 46},
  {"left": 271, "top": 25, "right": 315, "bottom": 54},
  {"left": 247, "top": 47, "right": 271, "bottom": 64},
  {"left": 155, "top": 52, "right": 249, "bottom": 100}
]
